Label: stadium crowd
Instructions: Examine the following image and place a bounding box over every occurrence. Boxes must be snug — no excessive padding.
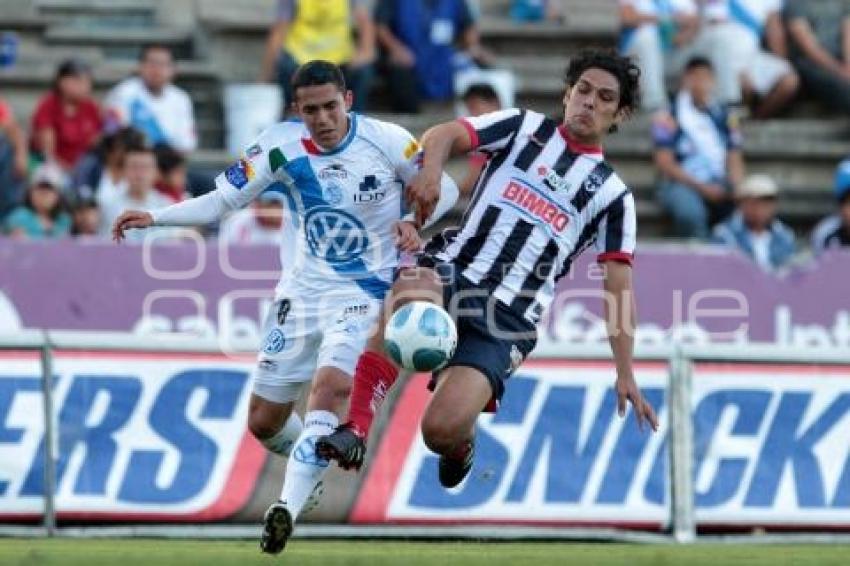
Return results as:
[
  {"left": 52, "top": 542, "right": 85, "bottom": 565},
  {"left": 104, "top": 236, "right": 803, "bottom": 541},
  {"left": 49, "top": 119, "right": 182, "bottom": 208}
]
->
[{"left": 0, "top": 0, "right": 848, "bottom": 272}]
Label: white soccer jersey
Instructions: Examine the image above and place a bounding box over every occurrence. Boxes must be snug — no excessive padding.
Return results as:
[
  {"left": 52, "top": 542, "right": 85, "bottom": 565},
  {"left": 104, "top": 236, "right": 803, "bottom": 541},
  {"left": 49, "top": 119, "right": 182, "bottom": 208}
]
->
[
  {"left": 153, "top": 113, "right": 458, "bottom": 301},
  {"left": 434, "top": 108, "right": 637, "bottom": 324}
]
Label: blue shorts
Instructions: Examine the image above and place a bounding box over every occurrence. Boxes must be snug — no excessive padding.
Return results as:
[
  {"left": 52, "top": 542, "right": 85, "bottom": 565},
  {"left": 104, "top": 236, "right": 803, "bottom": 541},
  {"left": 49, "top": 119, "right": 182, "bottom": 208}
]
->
[{"left": 421, "top": 259, "right": 538, "bottom": 410}]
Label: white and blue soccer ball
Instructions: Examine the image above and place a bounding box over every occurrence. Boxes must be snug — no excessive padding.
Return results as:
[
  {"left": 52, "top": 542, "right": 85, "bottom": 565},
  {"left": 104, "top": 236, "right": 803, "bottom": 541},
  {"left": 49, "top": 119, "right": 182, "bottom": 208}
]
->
[{"left": 384, "top": 301, "right": 457, "bottom": 372}]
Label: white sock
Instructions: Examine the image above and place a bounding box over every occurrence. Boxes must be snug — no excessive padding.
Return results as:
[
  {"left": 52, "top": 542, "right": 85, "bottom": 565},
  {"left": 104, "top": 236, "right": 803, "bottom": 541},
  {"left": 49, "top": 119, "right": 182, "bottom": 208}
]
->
[
  {"left": 279, "top": 410, "right": 338, "bottom": 521},
  {"left": 260, "top": 412, "right": 303, "bottom": 457}
]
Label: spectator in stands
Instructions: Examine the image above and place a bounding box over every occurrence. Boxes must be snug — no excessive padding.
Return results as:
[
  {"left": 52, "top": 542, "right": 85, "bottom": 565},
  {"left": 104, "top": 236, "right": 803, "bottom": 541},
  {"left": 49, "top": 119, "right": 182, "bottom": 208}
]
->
[
  {"left": 153, "top": 143, "right": 188, "bottom": 203},
  {"left": 619, "top": 0, "right": 699, "bottom": 111},
  {"left": 711, "top": 174, "right": 796, "bottom": 272},
  {"left": 509, "top": 0, "right": 563, "bottom": 22},
  {"left": 784, "top": 0, "right": 850, "bottom": 114},
  {"left": 459, "top": 83, "right": 501, "bottom": 194},
  {"left": 105, "top": 45, "right": 197, "bottom": 153},
  {"left": 260, "top": 0, "right": 376, "bottom": 113},
  {"left": 98, "top": 145, "right": 173, "bottom": 242},
  {"left": 3, "top": 163, "right": 71, "bottom": 240},
  {"left": 811, "top": 159, "right": 850, "bottom": 254},
  {"left": 219, "top": 190, "right": 286, "bottom": 245},
  {"left": 73, "top": 127, "right": 146, "bottom": 205},
  {"left": 30, "top": 59, "right": 103, "bottom": 173},
  {"left": 375, "top": 0, "right": 493, "bottom": 113},
  {"left": 690, "top": 0, "right": 798, "bottom": 118},
  {"left": 0, "top": 97, "right": 29, "bottom": 221},
  {"left": 654, "top": 56, "right": 743, "bottom": 238},
  {"left": 70, "top": 197, "right": 101, "bottom": 239}
]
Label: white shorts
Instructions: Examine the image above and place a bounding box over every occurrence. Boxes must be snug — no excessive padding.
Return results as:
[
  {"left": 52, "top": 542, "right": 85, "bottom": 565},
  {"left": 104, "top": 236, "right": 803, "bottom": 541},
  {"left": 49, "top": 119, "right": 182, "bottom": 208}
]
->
[{"left": 251, "top": 292, "right": 381, "bottom": 404}]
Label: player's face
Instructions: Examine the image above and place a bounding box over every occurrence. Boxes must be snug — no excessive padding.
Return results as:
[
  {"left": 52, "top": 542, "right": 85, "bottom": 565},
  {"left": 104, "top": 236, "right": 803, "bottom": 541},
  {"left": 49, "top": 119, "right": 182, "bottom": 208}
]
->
[
  {"left": 294, "top": 84, "right": 353, "bottom": 150},
  {"left": 58, "top": 74, "right": 92, "bottom": 103},
  {"left": 562, "top": 68, "right": 624, "bottom": 144}
]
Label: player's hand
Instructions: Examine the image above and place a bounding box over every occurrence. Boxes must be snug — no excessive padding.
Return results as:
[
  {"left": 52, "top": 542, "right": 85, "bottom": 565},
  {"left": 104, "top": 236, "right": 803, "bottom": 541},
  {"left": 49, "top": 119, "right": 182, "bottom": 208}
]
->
[
  {"left": 394, "top": 220, "right": 422, "bottom": 252},
  {"left": 616, "top": 373, "right": 659, "bottom": 432},
  {"left": 406, "top": 170, "right": 441, "bottom": 227},
  {"left": 112, "top": 210, "right": 153, "bottom": 242}
]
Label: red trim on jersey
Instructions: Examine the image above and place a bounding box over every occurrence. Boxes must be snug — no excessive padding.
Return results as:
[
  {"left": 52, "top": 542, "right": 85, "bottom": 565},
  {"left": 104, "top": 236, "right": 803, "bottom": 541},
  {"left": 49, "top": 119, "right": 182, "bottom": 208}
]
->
[
  {"left": 597, "top": 251, "right": 634, "bottom": 265},
  {"left": 457, "top": 118, "right": 480, "bottom": 150},
  {"left": 558, "top": 125, "right": 604, "bottom": 155},
  {"left": 301, "top": 137, "right": 322, "bottom": 155}
]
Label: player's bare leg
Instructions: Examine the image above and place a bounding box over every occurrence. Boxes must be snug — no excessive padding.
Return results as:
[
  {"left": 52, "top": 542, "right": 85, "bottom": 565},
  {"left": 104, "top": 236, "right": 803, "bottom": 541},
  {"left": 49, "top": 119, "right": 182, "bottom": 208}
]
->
[
  {"left": 420, "top": 365, "right": 492, "bottom": 487},
  {"left": 248, "top": 395, "right": 301, "bottom": 456},
  {"left": 261, "top": 366, "right": 351, "bottom": 554},
  {"left": 316, "top": 266, "right": 443, "bottom": 469}
]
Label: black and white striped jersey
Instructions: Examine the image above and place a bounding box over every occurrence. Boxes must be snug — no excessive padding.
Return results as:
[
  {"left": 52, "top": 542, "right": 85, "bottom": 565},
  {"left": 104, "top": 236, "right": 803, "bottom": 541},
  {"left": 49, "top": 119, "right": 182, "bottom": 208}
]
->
[{"left": 433, "top": 108, "right": 637, "bottom": 324}]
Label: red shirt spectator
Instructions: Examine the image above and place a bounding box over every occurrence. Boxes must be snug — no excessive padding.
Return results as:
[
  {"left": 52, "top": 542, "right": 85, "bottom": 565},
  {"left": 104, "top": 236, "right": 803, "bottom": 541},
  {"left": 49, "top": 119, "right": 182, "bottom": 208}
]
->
[{"left": 31, "top": 59, "right": 102, "bottom": 171}]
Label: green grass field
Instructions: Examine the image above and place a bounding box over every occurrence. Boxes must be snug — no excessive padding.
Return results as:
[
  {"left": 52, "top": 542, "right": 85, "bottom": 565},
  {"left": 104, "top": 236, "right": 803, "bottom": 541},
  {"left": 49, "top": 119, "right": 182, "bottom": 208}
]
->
[{"left": 2, "top": 539, "right": 850, "bottom": 566}]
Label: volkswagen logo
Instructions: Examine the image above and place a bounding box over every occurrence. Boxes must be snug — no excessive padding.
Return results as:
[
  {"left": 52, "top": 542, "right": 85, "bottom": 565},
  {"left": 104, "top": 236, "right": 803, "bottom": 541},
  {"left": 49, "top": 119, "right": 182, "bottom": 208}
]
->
[{"left": 304, "top": 206, "right": 369, "bottom": 264}]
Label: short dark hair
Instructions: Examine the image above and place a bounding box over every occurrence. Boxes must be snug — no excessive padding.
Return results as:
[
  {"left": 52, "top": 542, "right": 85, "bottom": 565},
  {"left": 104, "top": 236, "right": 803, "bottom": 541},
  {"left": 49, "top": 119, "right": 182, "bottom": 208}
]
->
[
  {"left": 463, "top": 83, "right": 500, "bottom": 104},
  {"left": 564, "top": 50, "right": 641, "bottom": 114},
  {"left": 684, "top": 56, "right": 713, "bottom": 74},
  {"left": 153, "top": 143, "right": 185, "bottom": 174},
  {"left": 291, "top": 60, "right": 346, "bottom": 95},
  {"left": 140, "top": 43, "right": 173, "bottom": 63}
]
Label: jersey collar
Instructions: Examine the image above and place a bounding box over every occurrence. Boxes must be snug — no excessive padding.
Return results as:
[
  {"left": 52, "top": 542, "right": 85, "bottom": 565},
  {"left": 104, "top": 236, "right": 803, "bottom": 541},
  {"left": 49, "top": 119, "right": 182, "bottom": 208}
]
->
[
  {"left": 558, "top": 124, "right": 604, "bottom": 156},
  {"left": 302, "top": 113, "right": 358, "bottom": 156}
]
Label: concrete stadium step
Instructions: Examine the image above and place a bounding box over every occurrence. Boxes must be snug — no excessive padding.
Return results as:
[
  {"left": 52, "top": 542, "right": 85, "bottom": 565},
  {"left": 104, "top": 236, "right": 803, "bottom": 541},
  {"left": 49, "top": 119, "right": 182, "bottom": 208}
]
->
[
  {"left": 35, "top": 0, "right": 158, "bottom": 27},
  {"left": 43, "top": 26, "right": 194, "bottom": 60}
]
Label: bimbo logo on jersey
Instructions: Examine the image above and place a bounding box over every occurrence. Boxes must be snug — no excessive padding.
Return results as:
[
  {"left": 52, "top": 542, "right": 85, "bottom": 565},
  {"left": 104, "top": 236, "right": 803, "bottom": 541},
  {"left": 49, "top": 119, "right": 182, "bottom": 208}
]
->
[
  {"left": 353, "top": 362, "right": 850, "bottom": 527},
  {"left": 0, "top": 354, "right": 263, "bottom": 519},
  {"left": 501, "top": 181, "right": 570, "bottom": 233}
]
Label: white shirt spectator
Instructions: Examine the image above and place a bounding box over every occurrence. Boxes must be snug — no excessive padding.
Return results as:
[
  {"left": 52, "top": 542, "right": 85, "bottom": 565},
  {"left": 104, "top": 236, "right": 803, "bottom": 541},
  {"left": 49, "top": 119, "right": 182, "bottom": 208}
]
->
[
  {"left": 219, "top": 209, "right": 284, "bottom": 245},
  {"left": 105, "top": 77, "right": 197, "bottom": 153},
  {"left": 99, "top": 188, "right": 176, "bottom": 243}
]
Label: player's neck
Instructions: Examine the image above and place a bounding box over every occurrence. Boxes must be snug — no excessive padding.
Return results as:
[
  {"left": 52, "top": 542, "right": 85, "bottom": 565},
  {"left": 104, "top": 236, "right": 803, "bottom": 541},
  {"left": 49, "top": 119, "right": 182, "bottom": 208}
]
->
[{"left": 559, "top": 124, "right": 603, "bottom": 155}]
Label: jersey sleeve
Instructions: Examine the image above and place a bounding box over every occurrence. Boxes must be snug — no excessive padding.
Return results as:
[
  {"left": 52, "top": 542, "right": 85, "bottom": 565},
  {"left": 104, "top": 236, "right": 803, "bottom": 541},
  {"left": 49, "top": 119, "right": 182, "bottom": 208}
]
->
[
  {"left": 458, "top": 108, "right": 524, "bottom": 155},
  {"left": 154, "top": 135, "right": 290, "bottom": 226},
  {"left": 595, "top": 191, "right": 637, "bottom": 265}
]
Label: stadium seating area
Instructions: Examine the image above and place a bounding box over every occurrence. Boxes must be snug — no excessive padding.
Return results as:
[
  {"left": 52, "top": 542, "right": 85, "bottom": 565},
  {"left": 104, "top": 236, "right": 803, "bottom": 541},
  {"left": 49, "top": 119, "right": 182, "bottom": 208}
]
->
[{"left": 1, "top": 0, "right": 848, "bottom": 237}]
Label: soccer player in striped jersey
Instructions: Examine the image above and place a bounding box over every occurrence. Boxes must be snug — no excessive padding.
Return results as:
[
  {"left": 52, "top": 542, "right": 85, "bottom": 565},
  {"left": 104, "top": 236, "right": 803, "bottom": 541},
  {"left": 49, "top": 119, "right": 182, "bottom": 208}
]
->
[{"left": 318, "top": 50, "right": 659, "bottom": 486}]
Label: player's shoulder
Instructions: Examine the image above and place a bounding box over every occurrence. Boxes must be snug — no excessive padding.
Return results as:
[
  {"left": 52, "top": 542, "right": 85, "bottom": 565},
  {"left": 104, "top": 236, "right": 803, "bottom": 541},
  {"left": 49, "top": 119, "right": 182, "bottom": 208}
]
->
[
  {"left": 812, "top": 214, "right": 841, "bottom": 245},
  {"left": 356, "top": 113, "right": 417, "bottom": 145},
  {"left": 252, "top": 120, "right": 308, "bottom": 149}
]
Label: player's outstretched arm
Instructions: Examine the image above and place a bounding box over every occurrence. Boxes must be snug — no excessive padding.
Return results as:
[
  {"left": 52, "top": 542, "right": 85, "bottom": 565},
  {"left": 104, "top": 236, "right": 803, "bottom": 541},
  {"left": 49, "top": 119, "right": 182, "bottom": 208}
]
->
[{"left": 603, "top": 260, "right": 659, "bottom": 432}]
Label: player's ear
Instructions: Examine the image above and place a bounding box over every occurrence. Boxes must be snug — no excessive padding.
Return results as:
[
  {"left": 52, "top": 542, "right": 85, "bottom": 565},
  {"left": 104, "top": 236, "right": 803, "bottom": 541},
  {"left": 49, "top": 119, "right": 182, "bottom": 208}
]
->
[
  {"left": 344, "top": 89, "right": 354, "bottom": 111},
  {"left": 562, "top": 87, "right": 571, "bottom": 107}
]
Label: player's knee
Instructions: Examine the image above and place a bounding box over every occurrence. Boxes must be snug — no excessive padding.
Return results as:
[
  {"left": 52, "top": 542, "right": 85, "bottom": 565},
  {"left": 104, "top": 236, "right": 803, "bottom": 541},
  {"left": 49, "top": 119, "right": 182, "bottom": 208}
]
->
[
  {"left": 420, "top": 414, "right": 462, "bottom": 455},
  {"left": 390, "top": 267, "right": 442, "bottom": 309},
  {"left": 247, "top": 411, "right": 279, "bottom": 441}
]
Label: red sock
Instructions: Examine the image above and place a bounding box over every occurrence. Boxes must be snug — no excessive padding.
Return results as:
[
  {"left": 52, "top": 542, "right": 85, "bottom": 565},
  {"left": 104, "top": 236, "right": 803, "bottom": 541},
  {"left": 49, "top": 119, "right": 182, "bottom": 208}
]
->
[{"left": 348, "top": 351, "right": 399, "bottom": 438}]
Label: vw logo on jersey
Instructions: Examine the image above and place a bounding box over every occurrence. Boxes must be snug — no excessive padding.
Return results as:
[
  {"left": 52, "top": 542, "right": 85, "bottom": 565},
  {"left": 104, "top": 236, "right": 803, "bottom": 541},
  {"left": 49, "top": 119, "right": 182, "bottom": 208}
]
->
[
  {"left": 304, "top": 206, "right": 369, "bottom": 264},
  {"left": 323, "top": 182, "right": 344, "bottom": 206}
]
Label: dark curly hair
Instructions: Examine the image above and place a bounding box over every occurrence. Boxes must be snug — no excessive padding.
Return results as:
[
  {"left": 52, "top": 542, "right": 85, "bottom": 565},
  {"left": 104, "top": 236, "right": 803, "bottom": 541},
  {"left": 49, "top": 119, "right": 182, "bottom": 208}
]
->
[{"left": 564, "top": 50, "right": 641, "bottom": 132}]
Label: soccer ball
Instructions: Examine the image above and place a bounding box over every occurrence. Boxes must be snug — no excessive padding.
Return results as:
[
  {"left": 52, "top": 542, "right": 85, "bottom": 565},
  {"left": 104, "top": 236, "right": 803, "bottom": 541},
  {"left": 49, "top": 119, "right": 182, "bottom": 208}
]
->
[{"left": 384, "top": 301, "right": 457, "bottom": 372}]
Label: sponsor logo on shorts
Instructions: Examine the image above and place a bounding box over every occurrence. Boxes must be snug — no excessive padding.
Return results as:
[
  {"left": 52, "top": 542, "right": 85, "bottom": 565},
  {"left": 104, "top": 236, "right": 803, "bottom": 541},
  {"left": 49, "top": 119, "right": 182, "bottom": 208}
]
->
[{"left": 262, "top": 329, "right": 286, "bottom": 354}]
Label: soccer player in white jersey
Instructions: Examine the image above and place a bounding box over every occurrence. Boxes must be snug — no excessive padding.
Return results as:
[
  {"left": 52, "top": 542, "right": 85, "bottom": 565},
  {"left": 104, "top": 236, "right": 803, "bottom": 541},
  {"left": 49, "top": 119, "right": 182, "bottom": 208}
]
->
[
  {"left": 112, "top": 60, "right": 458, "bottom": 554},
  {"left": 318, "top": 50, "right": 660, "bottom": 486}
]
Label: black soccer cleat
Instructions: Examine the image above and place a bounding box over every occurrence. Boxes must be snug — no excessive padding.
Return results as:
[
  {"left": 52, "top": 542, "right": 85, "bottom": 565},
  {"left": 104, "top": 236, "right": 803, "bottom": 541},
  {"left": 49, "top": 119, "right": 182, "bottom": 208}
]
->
[
  {"left": 438, "top": 441, "right": 474, "bottom": 488},
  {"left": 315, "top": 422, "right": 367, "bottom": 471},
  {"left": 260, "top": 501, "right": 293, "bottom": 555}
]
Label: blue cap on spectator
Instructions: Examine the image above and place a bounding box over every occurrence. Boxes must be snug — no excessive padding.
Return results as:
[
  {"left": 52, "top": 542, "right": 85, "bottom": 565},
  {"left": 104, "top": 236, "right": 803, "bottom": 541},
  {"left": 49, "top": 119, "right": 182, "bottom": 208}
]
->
[{"left": 835, "top": 159, "right": 850, "bottom": 202}]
